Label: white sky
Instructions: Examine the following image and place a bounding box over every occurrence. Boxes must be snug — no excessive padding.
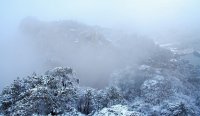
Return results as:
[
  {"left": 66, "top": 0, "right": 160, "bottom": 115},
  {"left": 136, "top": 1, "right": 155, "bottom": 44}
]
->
[{"left": 0, "top": 0, "right": 200, "bottom": 32}]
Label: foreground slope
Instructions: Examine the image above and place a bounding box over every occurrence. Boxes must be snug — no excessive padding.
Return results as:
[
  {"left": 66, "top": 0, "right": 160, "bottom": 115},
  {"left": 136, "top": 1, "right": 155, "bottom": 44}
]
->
[{"left": 1, "top": 48, "right": 200, "bottom": 115}]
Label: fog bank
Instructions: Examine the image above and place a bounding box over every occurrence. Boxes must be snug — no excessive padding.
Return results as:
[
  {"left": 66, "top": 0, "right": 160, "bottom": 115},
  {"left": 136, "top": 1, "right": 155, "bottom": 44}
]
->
[{"left": 1, "top": 0, "right": 200, "bottom": 89}]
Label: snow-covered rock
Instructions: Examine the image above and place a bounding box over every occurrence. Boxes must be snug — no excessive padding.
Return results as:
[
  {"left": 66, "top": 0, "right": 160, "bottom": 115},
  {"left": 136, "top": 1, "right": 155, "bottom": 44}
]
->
[{"left": 94, "top": 105, "right": 142, "bottom": 116}]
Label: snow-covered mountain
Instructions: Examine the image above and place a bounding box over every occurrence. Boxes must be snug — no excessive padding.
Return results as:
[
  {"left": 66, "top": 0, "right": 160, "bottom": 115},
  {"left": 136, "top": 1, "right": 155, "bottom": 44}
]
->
[
  {"left": 1, "top": 19, "right": 200, "bottom": 115},
  {"left": 18, "top": 18, "right": 157, "bottom": 88},
  {"left": 1, "top": 46, "right": 200, "bottom": 115}
]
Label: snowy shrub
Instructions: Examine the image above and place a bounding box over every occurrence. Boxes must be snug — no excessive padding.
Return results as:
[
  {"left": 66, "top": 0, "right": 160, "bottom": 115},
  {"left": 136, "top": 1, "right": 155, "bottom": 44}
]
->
[
  {"left": 112, "top": 67, "right": 151, "bottom": 101},
  {"left": 104, "top": 86, "right": 125, "bottom": 107},
  {"left": 94, "top": 90, "right": 108, "bottom": 110},
  {"left": 77, "top": 89, "right": 96, "bottom": 115},
  {"left": 93, "top": 104, "right": 143, "bottom": 116},
  {"left": 158, "top": 101, "right": 198, "bottom": 116},
  {"left": 94, "top": 86, "right": 126, "bottom": 110},
  {"left": 140, "top": 75, "right": 172, "bottom": 105}
]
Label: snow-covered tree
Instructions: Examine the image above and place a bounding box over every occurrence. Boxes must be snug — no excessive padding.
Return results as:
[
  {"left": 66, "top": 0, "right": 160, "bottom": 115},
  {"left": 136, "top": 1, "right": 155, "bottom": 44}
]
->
[{"left": 0, "top": 67, "right": 79, "bottom": 115}]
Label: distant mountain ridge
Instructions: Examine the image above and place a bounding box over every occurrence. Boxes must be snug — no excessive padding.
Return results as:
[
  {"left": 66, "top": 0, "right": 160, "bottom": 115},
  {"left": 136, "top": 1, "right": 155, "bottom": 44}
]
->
[{"left": 19, "top": 18, "right": 157, "bottom": 88}]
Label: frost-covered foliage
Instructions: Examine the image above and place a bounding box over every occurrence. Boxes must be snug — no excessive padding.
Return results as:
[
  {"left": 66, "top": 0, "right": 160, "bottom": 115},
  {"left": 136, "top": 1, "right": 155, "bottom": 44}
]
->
[
  {"left": 0, "top": 67, "right": 127, "bottom": 115},
  {"left": 1, "top": 45, "right": 200, "bottom": 115},
  {"left": 77, "top": 88, "right": 96, "bottom": 115},
  {"left": 0, "top": 67, "right": 79, "bottom": 115},
  {"left": 111, "top": 47, "right": 200, "bottom": 115},
  {"left": 94, "top": 105, "right": 143, "bottom": 116},
  {"left": 76, "top": 86, "right": 126, "bottom": 115},
  {"left": 140, "top": 75, "right": 172, "bottom": 105}
]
